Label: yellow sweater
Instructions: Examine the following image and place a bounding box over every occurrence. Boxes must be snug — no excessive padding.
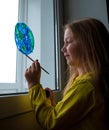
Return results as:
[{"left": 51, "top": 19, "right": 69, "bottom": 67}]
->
[{"left": 28, "top": 74, "right": 108, "bottom": 130}]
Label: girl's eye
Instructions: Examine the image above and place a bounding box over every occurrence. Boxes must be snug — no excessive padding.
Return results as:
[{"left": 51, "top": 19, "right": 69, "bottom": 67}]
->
[{"left": 66, "top": 40, "right": 73, "bottom": 44}]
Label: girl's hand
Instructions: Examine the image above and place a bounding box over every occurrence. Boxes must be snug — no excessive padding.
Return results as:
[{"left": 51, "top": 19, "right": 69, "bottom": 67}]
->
[{"left": 25, "top": 60, "right": 41, "bottom": 89}]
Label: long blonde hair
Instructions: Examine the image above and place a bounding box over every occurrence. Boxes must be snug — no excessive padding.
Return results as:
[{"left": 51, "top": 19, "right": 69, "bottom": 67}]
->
[{"left": 63, "top": 18, "right": 109, "bottom": 96}]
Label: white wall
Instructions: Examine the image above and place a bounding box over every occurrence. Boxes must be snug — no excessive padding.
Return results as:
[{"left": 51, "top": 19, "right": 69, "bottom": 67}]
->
[{"left": 63, "top": 0, "right": 109, "bottom": 30}]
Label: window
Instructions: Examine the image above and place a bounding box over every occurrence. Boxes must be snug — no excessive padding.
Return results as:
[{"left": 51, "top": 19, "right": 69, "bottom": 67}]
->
[
  {"left": 0, "top": 0, "right": 19, "bottom": 94},
  {"left": 0, "top": 0, "right": 61, "bottom": 95},
  {"left": 0, "top": 0, "right": 18, "bottom": 83}
]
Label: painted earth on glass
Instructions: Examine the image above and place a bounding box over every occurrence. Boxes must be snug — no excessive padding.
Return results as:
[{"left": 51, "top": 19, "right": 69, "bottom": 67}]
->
[{"left": 15, "top": 23, "right": 34, "bottom": 55}]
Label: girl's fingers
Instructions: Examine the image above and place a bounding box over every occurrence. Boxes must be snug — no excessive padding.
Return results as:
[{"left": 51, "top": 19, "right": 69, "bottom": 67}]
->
[
  {"left": 31, "top": 62, "right": 36, "bottom": 72},
  {"left": 35, "top": 60, "right": 41, "bottom": 72}
]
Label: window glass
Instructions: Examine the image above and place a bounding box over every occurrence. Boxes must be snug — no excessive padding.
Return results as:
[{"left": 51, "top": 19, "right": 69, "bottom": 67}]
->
[
  {"left": 0, "top": 0, "right": 60, "bottom": 95},
  {"left": 0, "top": 0, "right": 18, "bottom": 83}
]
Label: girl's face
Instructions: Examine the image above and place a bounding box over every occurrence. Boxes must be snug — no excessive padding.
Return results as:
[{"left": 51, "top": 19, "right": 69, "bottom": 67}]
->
[{"left": 61, "top": 28, "right": 80, "bottom": 66}]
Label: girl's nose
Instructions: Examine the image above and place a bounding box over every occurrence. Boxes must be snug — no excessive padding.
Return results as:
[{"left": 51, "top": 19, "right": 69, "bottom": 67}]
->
[
  {"left": 61, "top": 44, "right": 66, "bottom": 53},
  {"left": 61, "top": 46, "right": 64, "bottom": 53}
]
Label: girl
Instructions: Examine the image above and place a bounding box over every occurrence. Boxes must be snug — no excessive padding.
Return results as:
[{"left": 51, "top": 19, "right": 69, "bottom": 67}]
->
[{"left": 25, "top": 18, "right": 109, "bottom": 130}]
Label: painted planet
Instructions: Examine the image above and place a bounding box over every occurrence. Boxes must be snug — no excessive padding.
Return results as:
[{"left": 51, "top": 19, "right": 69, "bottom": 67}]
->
[{"left": 14, "top": 23, "right": 34, "bottom": 55}]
